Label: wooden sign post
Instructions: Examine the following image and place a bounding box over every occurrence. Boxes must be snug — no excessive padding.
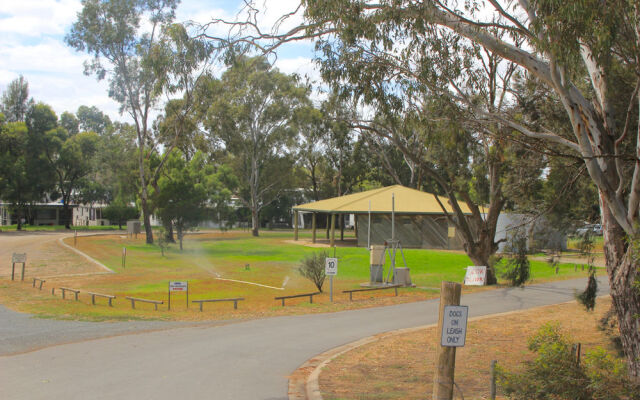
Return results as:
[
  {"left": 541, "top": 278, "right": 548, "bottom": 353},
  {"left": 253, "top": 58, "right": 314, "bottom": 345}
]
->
[
  {"left": 11, "top": 253, "right": 27, "bottom": 281},
  {"left": 433, "top": 281, "right": 463, "bottom": 400}
]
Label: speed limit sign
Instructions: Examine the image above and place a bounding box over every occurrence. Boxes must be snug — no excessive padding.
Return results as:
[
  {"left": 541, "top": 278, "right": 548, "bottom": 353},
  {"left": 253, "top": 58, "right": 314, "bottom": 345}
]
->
[{"left": 325, "top": 257, "right": 338, "bottom": 275}]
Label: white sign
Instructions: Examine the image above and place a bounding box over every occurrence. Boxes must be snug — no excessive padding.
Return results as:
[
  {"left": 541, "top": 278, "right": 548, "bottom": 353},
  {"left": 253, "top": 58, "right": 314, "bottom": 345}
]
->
[
  {"left": 464, "top": 266, "right": 487, "bottom": 286},
  {"left": 12, "top": 253, "right": 26, "bottom": 263},
  {"left": 325, "top": 257, "right": 338, "bottom": 276},
  {"left": 441, "top": 305, "right": 469, "bottom": 347},
  {"left": 169, "top": 281, "right": 188, "bottom": 292}
]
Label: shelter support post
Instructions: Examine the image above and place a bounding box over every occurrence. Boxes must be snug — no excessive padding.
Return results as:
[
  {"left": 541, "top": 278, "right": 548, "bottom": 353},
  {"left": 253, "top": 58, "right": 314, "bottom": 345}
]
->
[
  {"left": 312, "top": 213, "right": 317, "bottom": 243},
  {"left": 294, "top": 211, "right": 299, "bottom": 241},
  {"left": 340, "top": 214, "right": 344, "bottom": 241},
  {"left": 326, "top": 214, "right": 330, "bottom": 239},
  {"left": 330, "top": 214, "right": 336, "bottom": 247}
]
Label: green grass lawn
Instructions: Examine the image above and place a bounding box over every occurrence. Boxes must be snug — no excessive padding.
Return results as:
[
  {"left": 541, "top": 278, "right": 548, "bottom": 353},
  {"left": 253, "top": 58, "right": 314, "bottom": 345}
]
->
[
  {"left": 86, "top": 230, "right": 590, "bottom": 292},
  {"left": 0, "top": 229, "right": 594, "bottom": 321}
]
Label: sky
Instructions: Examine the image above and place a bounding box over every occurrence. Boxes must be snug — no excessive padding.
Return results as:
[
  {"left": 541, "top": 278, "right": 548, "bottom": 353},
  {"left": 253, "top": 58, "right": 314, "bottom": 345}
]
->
[{"left": 0, "top": 0, "right": 319, "bottom": 123}]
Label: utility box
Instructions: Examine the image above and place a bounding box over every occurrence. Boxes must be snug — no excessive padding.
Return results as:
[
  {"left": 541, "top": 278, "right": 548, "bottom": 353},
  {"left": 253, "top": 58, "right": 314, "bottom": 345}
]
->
[
  {"left": 127, "top": 220, "right": 141, "bottom": 235},
  {"left": 370, "top": 245, "right": 385, "bottom": 266},
  {"left": 370, "top": 245, "right": 386, "bottom": 284},
  {"left": 394, "top": 267, "right": 412, "bottom": 287}
]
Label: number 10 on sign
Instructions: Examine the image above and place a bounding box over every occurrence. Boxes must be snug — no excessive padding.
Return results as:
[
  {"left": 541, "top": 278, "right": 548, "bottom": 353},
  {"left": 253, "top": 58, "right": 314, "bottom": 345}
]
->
[{"left": 325, "top": 257, "right": 338, "bottom": 302}]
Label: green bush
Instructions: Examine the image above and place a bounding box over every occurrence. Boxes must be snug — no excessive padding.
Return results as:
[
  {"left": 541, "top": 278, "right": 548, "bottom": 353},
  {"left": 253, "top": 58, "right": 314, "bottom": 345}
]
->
[
  {"left": 500, "top": 233, "right": 530, "bottom": 287},
  {"left": 497, "top": 322, "right": 640, "bottom": 400},
  {"left": 298, "top": 251, "right": 328, "bottom": 292}
]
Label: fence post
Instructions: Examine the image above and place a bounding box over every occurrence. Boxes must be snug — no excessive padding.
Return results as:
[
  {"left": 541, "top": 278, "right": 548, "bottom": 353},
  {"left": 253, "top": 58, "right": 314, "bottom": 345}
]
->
[
  {"left": 490, "top": 360, "right": 497, "bottom": 400},
  {"left": 432, "top": 281, "right": 462, "bottom": 400}
]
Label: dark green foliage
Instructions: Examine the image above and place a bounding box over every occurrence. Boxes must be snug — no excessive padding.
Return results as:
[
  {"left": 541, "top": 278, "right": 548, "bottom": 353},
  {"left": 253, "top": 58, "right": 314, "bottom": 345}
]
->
[
  {"left": 500, "top": 233, "right": 530, "bottom": 287},
  {"left": 102, "top": 204, "right": 139, "bottom": 229},
  {"left": 577, "top": 268, "right": 598, "bottom": 311},
  {"left": 497, "top": 323, "right": 640, "bottom": 400},
  {"left": 298, "top": 251, "right": 328, "bottom": 292}
]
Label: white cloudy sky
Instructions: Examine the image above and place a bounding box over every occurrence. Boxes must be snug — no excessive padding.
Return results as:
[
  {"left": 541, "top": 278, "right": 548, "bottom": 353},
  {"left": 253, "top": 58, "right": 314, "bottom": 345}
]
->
[{"left": 0, "top": 0, "right": 319, "bottom": 122}]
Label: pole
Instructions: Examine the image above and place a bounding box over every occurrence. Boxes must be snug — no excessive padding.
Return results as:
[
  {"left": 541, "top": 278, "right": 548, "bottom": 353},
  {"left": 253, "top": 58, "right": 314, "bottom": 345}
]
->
[
  {"left": 294, "top": 211, "right": 299, "bottom": 241},
  {"left": 330, "top": 214, "right": 336, "bottom": 247},
  {"left": 330, "top": 275, "right": 333, "bottom": 302},
  {"left": 186, "top": 282, "right": 189, "bottom": 309},
  {"left": 433, "top": 281, "right": 462, "bottom": 400},
  {"left": 312, "top": 213, "right": 317, "bottom": 243},
  {"left": 168, "top": 282, "right": 171, "bottom": 311},
  {"left": 21, "top": 263, "right": 25, "bottom": 281},
  {"left": 490, "top": 360, "right": 497, "bottom": 400},
  {"left": 391, "top": 193, "right": 396, "bottom": 277},
  {"left": 391, "top": 193, "right": 395, "bottom": 241},
  {"left": 74, "top": 230, "right": 77, "bottom": 246},
  {"left": 11, "top": 263, "right": 15, "bottom": 281},
  {"left": 368, "top": 200, "right": 371, "bottom": 249}
]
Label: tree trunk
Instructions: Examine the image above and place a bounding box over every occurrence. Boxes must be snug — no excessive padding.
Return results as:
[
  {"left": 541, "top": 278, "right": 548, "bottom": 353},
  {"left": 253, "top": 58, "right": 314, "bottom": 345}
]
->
[
  {"left": 16, "top": 207, "right": 22, "bottom": 230},
  {"left": 165, "top": 222, "right": 175, "bottom": 243},
  {"left": 251, "top": 206, "right": 259, "bottom": 237},
  {"left": 601, "top": 202, "right": 640, "bottom": 380},
  {"left": 467, "top": 244, "right": 498, "bottom": 285},
  {"left": 140, "top": 193, "right": 153, "bottom": 244}
]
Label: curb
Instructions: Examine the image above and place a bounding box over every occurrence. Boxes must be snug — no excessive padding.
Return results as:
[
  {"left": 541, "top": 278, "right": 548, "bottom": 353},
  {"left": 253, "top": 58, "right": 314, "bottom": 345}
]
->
[{"left": 289, "top": 297, "right": 609, "bottom": 400}]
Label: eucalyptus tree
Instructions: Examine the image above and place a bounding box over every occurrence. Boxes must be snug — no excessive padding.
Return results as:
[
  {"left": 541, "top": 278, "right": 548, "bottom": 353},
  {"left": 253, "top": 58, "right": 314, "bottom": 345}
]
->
[
  {"left": 200, "top": 0, "right": 640, "bottom": 377},
  {"left": 202, "top": 56, "right": 309, "bottom": 236},
  {"left": 66, "top": 0, "right": 179, "bottom": 244},
  {"left": 0, "top": 75, "right": 33, "bottom": 123},
  {"left": 67, "top": 1, "right": 215, "bottom": 243},
  {"left": 60, "top": 112, "right": 80, "bottom": 136},
  {"left": 0, "top": 115, "right": 48, "bottom": 230},
  {"left": 29, "top": 104, "right": 101, "bottom": 228},
  {"left": 76, "top": 105, "right": 111, "bottom": 135},
  {"left": 152, "top": 150, "right": 232, "bottom": 250}
]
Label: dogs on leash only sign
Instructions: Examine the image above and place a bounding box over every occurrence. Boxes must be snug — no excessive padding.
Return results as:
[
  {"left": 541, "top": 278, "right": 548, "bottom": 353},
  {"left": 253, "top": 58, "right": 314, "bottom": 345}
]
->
[{"left": 441, "top": 305, "right": 469, "bottom": 347}]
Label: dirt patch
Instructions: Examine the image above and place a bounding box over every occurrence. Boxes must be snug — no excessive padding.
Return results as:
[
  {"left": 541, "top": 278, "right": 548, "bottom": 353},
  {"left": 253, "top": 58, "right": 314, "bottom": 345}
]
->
[
  {"left": 0, "top": 232, "right": 107, "bottom": 278},
  {"left": 319, "top": 297, "right": 617, "bottom": 400}
]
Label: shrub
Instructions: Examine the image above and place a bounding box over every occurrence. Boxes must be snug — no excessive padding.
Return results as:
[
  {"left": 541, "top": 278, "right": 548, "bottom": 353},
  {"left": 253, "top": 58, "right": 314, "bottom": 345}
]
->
[
  {"left": 500, "top": 233, "right": 530, "bottom": 287},
  {"left": 298, "top": 251, "right": 327, "bottom": 292},
  {"left": 497, "top": 322, "right": 640, "bottom": 400}
]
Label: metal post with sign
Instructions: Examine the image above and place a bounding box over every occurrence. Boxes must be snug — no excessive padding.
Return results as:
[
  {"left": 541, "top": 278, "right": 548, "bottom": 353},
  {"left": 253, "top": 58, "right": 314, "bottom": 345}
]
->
[
  {"left": 168, "top": 281, "right": 188, "bottom": 310},
  {"left": 325, "top": 257, "right": 338, "bottom": 302},
  {"left": 11, "top": 253, "right": 27, "bottom": 281}
]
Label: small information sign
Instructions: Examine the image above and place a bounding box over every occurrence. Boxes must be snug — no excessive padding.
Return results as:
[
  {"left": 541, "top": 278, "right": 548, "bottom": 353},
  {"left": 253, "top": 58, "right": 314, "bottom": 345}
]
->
[
  {"left": 169, "top": 281, "right": 188, "bottom": 292},
  {"left": 464, "top": 266, "right": 487, "bottom": 286},
  {"left": 325, "top": 257, "right": 338, "bottom": 276},
  {"left": 441, "top": 305, "right": 469, "bottom": 347},
  {"left": 12, "top": 253, "right": 26, "bottom": 263}
]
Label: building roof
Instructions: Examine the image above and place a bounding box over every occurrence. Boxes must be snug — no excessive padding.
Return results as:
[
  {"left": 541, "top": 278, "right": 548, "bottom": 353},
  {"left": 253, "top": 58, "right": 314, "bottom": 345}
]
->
[{"left": 292, "top": 185, "right": 476, "bottom": 215}]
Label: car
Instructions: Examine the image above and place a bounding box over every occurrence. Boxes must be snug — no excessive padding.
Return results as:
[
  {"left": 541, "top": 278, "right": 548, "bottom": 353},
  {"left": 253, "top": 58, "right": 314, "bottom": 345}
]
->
[{"left": 576, "top": 224, "right": 602, "bottom": 236}]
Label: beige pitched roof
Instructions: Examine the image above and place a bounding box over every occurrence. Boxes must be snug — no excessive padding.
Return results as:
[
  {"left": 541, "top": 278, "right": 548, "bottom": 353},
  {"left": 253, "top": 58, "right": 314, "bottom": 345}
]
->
[{"left": 293, "top": 185, "right": 476, "bottom": 215}]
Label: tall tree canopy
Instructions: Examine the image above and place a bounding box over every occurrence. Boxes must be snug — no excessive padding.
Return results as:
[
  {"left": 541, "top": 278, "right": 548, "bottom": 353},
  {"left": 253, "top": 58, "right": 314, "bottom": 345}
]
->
[
  {"left": 0, "top": 75, "right": 33, "bottom": 123},
  {"left": 201, "top": 0, "right": 640, "bottom": 378},
  {"left": 202, "top": 56, "right": 309, "bottom": 236},
  {"left": 66, "top": 0, "right": 180, "bottom": 244}
]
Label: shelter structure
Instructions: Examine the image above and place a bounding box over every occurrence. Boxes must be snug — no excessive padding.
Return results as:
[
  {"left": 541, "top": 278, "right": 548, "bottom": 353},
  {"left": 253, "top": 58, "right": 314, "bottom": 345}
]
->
[{"left": 292, "top": 185, "right": 474, "bottom": 249}]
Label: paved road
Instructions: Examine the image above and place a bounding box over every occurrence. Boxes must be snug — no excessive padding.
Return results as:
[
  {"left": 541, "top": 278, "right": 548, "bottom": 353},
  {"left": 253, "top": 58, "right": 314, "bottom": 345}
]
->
[{"left": 0, "top": 276, "right": 609, "bottom": 400}]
